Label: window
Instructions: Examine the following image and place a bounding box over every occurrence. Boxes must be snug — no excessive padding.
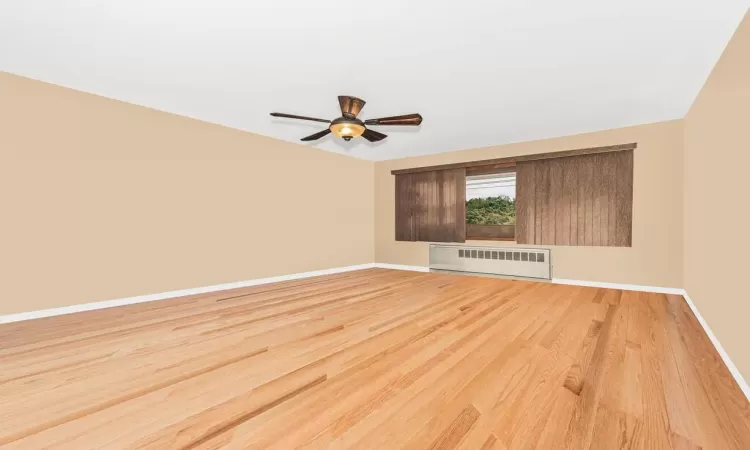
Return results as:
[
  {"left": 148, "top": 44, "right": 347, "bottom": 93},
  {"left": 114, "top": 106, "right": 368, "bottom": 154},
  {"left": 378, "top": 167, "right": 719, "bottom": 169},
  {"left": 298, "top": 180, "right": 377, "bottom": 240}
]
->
[
  {"left": 393, "top": 143, "right": 634, "bottom": 246},
  {"left": 465, "top": 168, "right": 516, "bottom": 240}
]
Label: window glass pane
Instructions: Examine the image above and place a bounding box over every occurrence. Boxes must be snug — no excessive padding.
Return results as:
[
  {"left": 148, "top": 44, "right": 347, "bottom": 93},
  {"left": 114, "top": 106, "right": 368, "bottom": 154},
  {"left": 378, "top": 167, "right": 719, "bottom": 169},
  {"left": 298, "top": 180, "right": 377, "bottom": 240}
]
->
[{"left": 466, "top": 172, "right": 516, "bottom": 226}]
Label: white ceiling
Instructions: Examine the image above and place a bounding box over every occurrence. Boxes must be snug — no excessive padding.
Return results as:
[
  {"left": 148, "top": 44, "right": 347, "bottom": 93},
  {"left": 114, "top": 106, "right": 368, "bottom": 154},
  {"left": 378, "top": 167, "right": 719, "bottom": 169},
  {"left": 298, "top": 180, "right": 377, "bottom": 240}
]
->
[{"left": 1, "top": 1, "right": 748, "bottom": 161}]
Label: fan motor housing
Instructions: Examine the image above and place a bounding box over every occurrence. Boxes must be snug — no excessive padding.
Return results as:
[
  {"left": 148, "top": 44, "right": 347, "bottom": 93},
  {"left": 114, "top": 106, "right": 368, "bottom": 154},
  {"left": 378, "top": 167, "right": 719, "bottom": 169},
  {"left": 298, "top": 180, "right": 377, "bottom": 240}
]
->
[{"left": 330, "top": 117, "right": 365, "bottom": 127}]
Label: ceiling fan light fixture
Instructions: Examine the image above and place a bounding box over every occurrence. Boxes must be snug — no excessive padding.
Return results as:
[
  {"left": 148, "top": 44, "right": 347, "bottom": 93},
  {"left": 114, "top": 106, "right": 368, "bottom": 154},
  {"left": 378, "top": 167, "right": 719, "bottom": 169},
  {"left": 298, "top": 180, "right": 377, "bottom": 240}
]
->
[{"left": 329, "top": 120, "right": 365, "bottom": 139}]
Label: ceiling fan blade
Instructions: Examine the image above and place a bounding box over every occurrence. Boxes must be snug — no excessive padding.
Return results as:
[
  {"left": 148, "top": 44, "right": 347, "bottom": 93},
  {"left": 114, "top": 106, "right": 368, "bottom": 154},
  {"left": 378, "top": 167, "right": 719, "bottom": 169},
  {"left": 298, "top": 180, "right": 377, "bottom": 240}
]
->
[
  {"left": 270, "top": 112, "right": 331, "bottom": 124},
  {"left": 364, "top": 113, "right": 423, "bottom": 126},
  {"left": 338, "top": 96, "right": 366, "bottom": 119},
  {"left": 361, "top": 128, "right": 387, "bottom": 142},
  {"left": 300, "top": 129, "right": 332, "bottom": 141}
]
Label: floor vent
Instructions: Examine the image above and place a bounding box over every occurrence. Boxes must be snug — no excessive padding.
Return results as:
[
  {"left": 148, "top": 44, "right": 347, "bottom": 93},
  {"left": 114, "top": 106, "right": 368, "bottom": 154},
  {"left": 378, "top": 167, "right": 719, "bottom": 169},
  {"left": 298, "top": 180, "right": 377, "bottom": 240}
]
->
[{"left": 430, "top": 245, "right": 551, "bottom": 280}]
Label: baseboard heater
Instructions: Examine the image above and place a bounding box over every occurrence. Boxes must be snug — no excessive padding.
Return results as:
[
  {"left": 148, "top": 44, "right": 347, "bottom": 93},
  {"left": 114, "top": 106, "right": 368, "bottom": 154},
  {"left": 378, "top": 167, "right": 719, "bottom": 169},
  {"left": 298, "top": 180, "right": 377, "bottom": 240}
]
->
[{"left": 429, "top": 244, "right": 551, "bottom": 280}]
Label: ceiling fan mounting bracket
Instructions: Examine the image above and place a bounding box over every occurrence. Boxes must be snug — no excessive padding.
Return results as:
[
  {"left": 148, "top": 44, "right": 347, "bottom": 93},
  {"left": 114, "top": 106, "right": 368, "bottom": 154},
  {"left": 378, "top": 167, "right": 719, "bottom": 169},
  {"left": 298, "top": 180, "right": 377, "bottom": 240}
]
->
[{"left": 339, "top": 95, "right": 366, "bottom": 120}]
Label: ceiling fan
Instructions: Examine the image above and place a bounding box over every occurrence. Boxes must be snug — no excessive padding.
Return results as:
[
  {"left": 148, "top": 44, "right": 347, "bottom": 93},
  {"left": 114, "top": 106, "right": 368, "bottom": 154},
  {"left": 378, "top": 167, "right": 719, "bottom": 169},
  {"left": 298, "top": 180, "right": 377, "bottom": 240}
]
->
[{"left": 270, "top": 96, "right": 422, "bottom": 142}]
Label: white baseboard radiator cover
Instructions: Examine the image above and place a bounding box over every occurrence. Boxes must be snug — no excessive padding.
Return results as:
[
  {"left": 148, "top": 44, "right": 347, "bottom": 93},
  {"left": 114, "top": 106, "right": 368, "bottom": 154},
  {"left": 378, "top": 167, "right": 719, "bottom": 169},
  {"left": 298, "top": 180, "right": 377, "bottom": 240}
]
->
[{"left": 429, "top": 244, "right": 551, "bottom": 280}]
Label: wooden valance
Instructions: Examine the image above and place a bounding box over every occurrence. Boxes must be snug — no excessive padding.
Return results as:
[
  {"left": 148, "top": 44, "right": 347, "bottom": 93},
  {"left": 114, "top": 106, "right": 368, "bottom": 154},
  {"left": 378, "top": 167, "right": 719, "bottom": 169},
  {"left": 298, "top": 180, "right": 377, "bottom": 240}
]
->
[{"left": 390, "top": 143, "right": 637, "bottom": 175}]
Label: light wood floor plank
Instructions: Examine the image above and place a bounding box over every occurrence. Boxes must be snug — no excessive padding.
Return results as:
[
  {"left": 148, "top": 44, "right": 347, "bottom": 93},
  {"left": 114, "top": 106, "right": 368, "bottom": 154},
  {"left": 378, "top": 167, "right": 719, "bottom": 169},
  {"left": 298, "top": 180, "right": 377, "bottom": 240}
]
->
[{"left": 0, "top": 269, "right": 748, "bottom": 449}]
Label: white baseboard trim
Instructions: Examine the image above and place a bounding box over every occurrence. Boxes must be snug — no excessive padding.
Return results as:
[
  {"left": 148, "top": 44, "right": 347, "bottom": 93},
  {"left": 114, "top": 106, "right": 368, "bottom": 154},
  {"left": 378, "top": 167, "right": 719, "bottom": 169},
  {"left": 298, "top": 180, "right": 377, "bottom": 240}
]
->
[
  {"left": 551, "top": 278, "right": 684, "bottom": 295},
  {"left": 372, "top": 263, "right": 430, "bottom": 272},
  {"left": 0, "top": 263, "right": 376, "bottom": 325},
  {"left": 681, "top": 291, "right": 750, "bottom": 401},
  {"left": 372, "top": 265, "right": 686, "bottom": 295}
]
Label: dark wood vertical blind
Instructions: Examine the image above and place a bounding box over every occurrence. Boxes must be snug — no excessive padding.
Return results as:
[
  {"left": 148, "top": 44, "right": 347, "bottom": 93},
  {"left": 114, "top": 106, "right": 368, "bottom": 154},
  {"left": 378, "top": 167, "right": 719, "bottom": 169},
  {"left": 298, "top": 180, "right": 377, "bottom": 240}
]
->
[
  {"left": 395, "top": 168, "right": 466, "bottom": 242},
  {"left": 516, "top": 150, "right": 633, "bottom": 247}
]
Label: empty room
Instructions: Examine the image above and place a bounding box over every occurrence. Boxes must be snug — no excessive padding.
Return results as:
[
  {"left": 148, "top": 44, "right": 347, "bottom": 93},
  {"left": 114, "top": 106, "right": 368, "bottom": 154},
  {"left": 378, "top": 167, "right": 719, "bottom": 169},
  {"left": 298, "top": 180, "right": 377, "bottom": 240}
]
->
[{"left": 1, "top": 2, "right": 749, "bottom": 449}]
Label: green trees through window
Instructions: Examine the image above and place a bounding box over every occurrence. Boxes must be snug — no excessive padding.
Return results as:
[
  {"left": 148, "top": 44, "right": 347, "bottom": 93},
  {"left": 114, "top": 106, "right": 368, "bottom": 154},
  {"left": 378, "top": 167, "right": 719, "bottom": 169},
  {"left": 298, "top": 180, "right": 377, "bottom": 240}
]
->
[{"left": 466, "top": 196, "right": 516, "bottom": 225}]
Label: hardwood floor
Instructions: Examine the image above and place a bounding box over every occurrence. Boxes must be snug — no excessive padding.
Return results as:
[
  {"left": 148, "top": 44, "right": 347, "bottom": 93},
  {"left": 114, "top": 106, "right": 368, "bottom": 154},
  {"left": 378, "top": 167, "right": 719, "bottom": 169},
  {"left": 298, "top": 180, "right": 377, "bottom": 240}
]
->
[{"left": 0, "top": 268, "right": 748, "bottom": 449}]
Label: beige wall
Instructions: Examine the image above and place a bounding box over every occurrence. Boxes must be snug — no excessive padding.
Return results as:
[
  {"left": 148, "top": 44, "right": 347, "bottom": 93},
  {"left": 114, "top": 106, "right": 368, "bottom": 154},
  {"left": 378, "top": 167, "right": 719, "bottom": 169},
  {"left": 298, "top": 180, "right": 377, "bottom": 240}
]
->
[
  {"left": 4, "top": 9, "right": 748, "bottom": 386},
  {"left": 375, "top": 120, "right": 685, "bottom": 288},
  {"left": 0, "top": 73, "right": 374, "bottom": 315},
  {"left": 684, "top": 12, "right": 750, "bottom": 380},
  {"left": 2, "top": 13, "right": 748, "bottom": 383}
]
